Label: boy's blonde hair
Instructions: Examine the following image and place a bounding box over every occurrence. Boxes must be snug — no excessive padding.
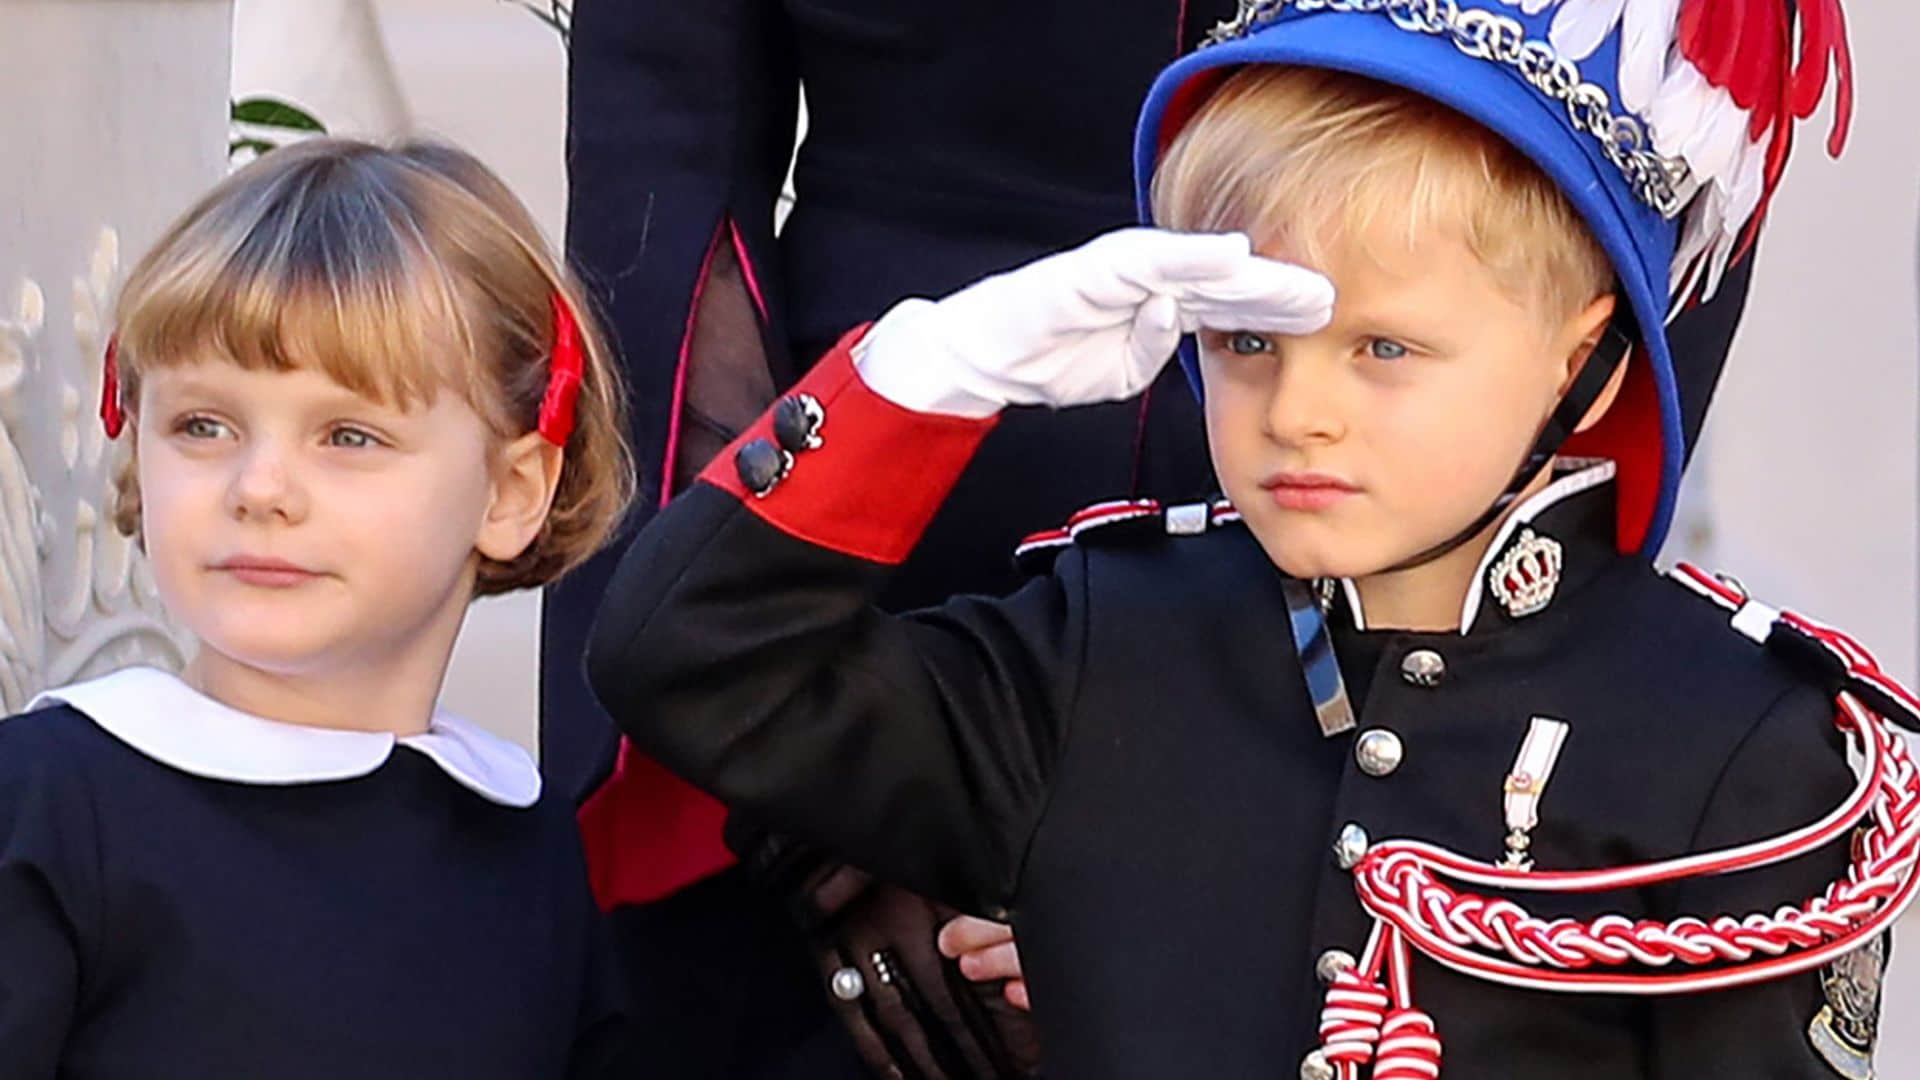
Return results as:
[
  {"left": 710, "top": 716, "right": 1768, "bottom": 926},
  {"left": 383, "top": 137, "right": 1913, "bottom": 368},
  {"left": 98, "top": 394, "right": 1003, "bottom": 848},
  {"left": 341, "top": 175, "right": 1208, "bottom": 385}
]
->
[
  {"left": 111, "top": 138, "right": 635, "bottom": 596},
  {"left": 1151, "top": 65, "right": 1614, "bottom": 327}
]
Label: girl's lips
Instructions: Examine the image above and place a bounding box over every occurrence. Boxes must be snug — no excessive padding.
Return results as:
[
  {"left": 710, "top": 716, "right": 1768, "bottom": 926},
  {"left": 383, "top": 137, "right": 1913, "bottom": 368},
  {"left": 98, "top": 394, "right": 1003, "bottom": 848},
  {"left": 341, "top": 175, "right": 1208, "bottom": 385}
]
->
[{"left": 211, "top": 557, "right": 322, "bottom": 588}]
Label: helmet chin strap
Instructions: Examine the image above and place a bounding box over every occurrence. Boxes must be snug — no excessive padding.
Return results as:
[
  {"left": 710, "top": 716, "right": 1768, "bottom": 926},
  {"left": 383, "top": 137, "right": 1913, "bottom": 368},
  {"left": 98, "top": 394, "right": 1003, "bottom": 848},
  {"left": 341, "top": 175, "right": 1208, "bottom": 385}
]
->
[{"left": 1379, "top": 313, "right": 1636, "bottom": 575}]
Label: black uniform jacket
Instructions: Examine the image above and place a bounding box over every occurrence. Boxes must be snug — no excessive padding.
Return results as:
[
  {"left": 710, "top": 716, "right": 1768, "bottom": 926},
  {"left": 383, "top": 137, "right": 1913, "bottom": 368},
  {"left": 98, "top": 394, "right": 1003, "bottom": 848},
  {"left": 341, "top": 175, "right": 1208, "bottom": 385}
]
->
[{"left": 587, "top": 340, "right": 1870, "bottom": 1078}]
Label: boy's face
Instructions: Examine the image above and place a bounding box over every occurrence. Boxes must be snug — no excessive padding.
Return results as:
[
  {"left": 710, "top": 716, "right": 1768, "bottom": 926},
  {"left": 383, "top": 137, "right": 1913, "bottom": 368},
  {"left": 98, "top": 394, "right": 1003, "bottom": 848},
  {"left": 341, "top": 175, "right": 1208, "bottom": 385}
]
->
[
  {"left": 1199, "top": 219, "right": 1610, "bottom": 581},
  {"left": 135, "top": 361, "right": 500, "bottom": 680}
]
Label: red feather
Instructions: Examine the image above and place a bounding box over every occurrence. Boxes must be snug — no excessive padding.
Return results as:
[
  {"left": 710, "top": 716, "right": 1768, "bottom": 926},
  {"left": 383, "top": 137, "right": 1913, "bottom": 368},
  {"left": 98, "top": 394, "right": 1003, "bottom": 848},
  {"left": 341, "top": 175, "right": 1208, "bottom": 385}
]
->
[
  {"left": 1672, "top": 0, "right": 1855, "bottom": 278},
  {"left": 1677, "top": 0, "right": 1853, "bottom": 156},
  {"left": 1792, "top": 0, "right": 1854, "bottom": 155}
]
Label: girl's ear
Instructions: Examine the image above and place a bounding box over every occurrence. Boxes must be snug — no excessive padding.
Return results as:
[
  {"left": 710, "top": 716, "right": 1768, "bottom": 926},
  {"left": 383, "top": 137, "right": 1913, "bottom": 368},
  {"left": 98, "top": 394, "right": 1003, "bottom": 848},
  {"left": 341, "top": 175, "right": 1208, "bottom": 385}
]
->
[
  {"left": 1560, "top": 294, "right": 1629, "bottom": 435},
  {"left": 474, "top": 431, "right": 564, "bottom": 564}
]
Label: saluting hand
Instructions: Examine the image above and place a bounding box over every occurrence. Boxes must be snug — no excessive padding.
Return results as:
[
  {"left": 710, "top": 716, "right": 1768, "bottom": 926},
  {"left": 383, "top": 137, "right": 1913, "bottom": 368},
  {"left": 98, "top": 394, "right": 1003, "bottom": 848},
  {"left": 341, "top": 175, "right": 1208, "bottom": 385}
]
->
[{"left": 853, "top": 227, "right": 1335, "bottom": 418}]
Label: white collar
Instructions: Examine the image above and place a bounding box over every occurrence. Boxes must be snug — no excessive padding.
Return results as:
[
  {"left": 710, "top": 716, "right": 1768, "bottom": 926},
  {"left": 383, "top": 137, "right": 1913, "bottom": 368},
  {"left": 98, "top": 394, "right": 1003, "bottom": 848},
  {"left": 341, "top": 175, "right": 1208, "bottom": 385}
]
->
[
  {"left": 1338, "top": 458, "right": 1619, "bottom": 636},
  {"left": 29, "top": 667, "right": 542, "bottom": 808}
]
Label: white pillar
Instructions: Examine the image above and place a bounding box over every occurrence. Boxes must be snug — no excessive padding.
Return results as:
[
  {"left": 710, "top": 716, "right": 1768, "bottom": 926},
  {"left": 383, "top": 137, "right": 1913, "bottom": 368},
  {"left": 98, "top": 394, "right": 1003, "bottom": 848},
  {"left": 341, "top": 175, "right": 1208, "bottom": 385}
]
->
[{"left": 0, "top": 0, "right": 228, "bottom": 709}]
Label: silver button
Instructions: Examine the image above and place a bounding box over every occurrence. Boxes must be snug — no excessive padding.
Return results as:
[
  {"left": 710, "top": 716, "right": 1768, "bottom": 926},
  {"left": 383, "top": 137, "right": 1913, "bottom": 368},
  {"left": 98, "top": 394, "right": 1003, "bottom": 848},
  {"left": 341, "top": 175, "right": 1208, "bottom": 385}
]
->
[
  {"left": 1333, "top": 823, "right": 1370, "bottom": 870},
  {"left": 1400, "top": 648, "right": 1446, "bottom": 687},
  {"left": 1315, "top": 948, "right": 1357, "bottom": 984},
  {"left": 829, "top": 966, "right": 866, "bottom": 1001},
  {"left": 1354, "top": 729, "right": 1405, "bottom": 777},
  {"left": 1299, "top": 1049, "right": 1337, "bottom": 1080}
]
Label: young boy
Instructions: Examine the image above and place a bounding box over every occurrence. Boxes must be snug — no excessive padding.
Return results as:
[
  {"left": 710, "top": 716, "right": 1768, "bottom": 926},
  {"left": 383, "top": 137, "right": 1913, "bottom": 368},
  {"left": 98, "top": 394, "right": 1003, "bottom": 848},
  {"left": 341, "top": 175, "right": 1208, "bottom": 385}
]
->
[{"left": 589, "top": 2, "right": 1910, "bottom": 1076}]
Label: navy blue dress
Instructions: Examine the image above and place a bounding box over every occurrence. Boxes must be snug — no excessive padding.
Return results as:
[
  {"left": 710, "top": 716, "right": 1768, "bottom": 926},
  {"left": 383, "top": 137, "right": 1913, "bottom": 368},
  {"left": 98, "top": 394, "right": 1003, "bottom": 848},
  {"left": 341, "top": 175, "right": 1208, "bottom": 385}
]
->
[{"left": 0, "top": 668, "right": 627, "bottom": 1078}]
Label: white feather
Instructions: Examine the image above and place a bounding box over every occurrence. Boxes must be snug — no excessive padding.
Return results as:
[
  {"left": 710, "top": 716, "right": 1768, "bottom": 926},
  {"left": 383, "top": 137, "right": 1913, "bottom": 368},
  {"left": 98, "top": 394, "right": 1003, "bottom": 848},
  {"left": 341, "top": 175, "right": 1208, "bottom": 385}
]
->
[
  {"left": 1701, "top": 224, "right": 1738, "bottom": 300},
  {"left": 1669, "top": 181, "right": 1723, "bottom": 299},
  {"left": 1724, "top": 136, "right": 1769, "bottom": 242},
  {"left": 1549, "top": 0, "right": 1629, "bottom": 60},
  {"left": 1678, "top": 89, "right": 1746, "bottom": 190},
  {"left": 1647, "top": 59, "right": 1712, "bottom": 157},
  {"left": 1618, "top": 0, "right": 1681, "bottom": 114}
]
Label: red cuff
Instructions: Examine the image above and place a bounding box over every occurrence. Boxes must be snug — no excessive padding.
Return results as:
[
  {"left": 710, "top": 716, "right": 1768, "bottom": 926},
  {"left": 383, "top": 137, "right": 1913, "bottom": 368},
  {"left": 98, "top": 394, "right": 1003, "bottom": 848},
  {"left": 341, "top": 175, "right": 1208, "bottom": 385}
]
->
[
  {"left": 578, "top": 738, "right": 736, "bottom": 909},
  {"left": 699, "top": 324, "right": 999, "bottom": 565}
]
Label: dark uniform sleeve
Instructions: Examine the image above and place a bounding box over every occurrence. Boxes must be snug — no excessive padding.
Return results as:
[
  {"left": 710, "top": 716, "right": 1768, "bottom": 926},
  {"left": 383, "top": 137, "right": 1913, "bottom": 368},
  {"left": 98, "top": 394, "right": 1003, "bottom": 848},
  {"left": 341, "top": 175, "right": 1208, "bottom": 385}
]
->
[
  {"left": 0, "top": 719, "right": 100, "bottom": 1075},
  {"left": 587, "top": 335, "right": 1085, "bottom": 916},
  {"left": 1646, "top": 684, "right": 1868, "bottom": 1079}
]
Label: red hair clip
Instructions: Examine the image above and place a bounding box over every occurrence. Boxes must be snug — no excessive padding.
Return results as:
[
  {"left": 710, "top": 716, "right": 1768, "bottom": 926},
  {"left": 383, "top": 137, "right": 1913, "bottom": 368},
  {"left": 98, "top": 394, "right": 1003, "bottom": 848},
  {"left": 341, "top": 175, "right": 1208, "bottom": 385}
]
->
[
  {"left": 537, "top": 293, "right": 584, "bottom": 446},
  {"left": 100, "top": 334, "right": 126, "bottom": 439}
]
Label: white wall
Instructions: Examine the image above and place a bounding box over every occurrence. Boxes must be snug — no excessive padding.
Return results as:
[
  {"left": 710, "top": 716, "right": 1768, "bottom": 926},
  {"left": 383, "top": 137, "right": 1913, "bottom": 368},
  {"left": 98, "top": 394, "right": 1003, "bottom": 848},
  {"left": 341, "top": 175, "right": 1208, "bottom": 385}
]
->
[
  {"left": 1686, "top": 5, "right": 1919, "bottom": 685},
  {"left": 0, "top": 0, "right": 228, "bottom": 707}
]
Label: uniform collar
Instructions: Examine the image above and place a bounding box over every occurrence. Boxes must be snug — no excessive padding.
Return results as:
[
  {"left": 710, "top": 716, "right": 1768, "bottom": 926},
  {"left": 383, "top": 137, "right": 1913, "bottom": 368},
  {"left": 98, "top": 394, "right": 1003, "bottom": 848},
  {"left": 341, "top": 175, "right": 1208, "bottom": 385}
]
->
[
  {"left": 30, "top": 666, "right": 542, "bottom": 807},
  {"left": 1335, "top": 459, "right": 1621, "bottom": 636}
]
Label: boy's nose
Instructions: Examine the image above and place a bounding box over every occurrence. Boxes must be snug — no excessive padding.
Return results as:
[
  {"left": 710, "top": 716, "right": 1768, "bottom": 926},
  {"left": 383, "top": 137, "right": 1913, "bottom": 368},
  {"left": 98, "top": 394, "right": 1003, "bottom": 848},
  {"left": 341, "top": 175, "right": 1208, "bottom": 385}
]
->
[
  {"left": 225, "top": 442, "right": 308, "bottom": 524},
  {"left": 1263, "top": 351, "right": 1347, "bottom": 446}
]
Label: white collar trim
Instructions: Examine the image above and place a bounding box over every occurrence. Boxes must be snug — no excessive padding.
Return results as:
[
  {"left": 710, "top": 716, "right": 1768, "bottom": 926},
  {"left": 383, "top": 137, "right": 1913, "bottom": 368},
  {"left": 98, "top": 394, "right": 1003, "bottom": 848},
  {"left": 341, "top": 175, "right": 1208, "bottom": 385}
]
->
[
  {"left": 30, "top": 667, "right": 541, "bottom": 808},
  {"left": 1336, "top": 459, "right": 1618, "bottom": 636}
]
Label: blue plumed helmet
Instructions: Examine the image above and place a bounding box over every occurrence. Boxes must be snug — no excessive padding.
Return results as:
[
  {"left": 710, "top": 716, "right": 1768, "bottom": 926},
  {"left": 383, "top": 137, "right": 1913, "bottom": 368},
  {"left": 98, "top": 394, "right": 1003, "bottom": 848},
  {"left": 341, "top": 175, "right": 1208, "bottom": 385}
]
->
[{"left": 1135, "top": 0, "right": 1853, "bottom": 554}]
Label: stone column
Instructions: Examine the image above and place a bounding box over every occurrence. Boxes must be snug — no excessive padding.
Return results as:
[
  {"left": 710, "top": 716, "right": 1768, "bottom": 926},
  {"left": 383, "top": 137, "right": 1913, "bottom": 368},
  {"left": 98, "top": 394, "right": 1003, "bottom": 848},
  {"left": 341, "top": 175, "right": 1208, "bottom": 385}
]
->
[{"left": 0, "top": 0, "right": 229, "bottom": 710}]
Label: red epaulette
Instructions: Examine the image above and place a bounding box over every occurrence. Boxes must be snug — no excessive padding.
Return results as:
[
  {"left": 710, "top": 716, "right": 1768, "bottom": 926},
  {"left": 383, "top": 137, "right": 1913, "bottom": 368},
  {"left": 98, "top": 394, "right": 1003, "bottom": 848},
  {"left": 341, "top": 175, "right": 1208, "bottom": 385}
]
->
[
  {"left": 1012, "top": 497, "right": 1241, "bottom": 575},
  {"left": 1667, "top": 563, "right": 1920, "bottom": 730}
]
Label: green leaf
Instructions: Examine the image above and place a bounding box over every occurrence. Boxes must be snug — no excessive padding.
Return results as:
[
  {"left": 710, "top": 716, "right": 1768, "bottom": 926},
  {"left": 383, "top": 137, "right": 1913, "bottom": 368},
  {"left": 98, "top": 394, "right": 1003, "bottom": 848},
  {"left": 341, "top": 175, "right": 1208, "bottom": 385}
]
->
[
  {"left": 231, "top": 97, "right": 327, "bottom": 134},
  {"left": 229, "top": 137, "right": 277, "bottom": 158}
]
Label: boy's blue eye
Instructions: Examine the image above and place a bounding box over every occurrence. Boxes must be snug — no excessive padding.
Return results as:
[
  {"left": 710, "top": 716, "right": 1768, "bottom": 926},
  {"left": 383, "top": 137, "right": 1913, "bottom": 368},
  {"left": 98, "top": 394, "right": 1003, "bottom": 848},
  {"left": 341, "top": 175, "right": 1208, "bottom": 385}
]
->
[
  {"left": 1225, "top": 331, "right": 1272, "bottom": 356},
  {"left": 328, "top": 427, "right": 380, "bottom": 449},
  {"left": 1368, "top": 338, "right": 1409, "bottom": 362}
]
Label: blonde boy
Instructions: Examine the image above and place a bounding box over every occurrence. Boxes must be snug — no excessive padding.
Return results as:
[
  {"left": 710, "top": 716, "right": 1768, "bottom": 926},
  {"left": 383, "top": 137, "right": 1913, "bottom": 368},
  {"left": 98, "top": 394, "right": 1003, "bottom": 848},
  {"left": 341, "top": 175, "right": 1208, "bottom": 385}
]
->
[{"left": 590, "top": 4, "right": 1904, "bottom": 1078}]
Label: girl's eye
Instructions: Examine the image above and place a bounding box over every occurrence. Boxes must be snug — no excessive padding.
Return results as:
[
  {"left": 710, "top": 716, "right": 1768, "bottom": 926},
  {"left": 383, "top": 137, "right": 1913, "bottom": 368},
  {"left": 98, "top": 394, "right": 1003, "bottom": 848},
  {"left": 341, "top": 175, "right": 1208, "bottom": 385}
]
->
[
  {"left": 178, "top": 415, "right": 232, "bottom": 440},
  {"left": 1367, "top": 338, "right": 1410, "bottom": 362},
  {"left": 1224, "top": 331, "right": 1273, "bottom": 357},
  {"left": 327, "top": 426, "right": 381, "bottom": 449}
]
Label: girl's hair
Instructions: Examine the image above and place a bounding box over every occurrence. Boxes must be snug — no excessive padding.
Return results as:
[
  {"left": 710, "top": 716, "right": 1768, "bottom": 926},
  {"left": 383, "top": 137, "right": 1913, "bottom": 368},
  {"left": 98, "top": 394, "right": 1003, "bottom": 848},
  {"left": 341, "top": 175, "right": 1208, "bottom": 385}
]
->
[
  {"left": 1151, "top": 65, "right": 1614, "bottom": 328},
  {"left": 110, "top": 137, "right": 635, "bottom": 595}
]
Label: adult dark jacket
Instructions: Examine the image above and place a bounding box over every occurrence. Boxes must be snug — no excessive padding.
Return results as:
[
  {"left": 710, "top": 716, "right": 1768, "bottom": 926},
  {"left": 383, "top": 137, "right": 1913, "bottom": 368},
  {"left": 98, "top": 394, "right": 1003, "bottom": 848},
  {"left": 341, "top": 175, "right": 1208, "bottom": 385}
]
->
[
  {"left": 549, "top": 1, "right": 1236, "bottom": 1074},
  {"left": 551, "top": 0, "right": 1237, "bottom": 808}
]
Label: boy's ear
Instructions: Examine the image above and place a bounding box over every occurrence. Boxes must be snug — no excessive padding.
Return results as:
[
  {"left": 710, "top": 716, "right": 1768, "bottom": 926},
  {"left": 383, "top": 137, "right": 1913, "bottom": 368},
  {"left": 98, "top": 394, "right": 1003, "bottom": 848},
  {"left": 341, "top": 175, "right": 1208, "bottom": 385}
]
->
[
  {"left": 1561, "top": 293, "right": 1629, "bottom": 435},
  {"left": 475, "top": 430, "right": 565, "bottom": 564}
]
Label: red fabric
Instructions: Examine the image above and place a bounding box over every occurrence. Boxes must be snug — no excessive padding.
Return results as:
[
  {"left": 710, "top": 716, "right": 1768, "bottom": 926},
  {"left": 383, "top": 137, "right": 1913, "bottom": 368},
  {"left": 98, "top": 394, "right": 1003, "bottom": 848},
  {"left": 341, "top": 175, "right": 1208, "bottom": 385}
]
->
[
  {"left": 699, "top": 326, "right": 1000, "bottom": 566},
  {"left": 1563, "top": 346, "right": 1664, "bottom": 554},
  {"left": 578, "top": 738, "right": 735, "bottom": 910},
  {"left": 537, "top": 294, "right": 586, "bottom": 446},
  {"left": 579, "top": 328, "right": 995, "bottom": 910}
]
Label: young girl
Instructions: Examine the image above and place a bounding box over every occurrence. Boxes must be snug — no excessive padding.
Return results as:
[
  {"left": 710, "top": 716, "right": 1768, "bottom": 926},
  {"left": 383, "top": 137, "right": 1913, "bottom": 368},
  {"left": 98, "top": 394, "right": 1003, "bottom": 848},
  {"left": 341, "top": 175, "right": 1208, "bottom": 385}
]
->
[{"left": 0, "top": 138, "right": 634, "bottom": 1077}]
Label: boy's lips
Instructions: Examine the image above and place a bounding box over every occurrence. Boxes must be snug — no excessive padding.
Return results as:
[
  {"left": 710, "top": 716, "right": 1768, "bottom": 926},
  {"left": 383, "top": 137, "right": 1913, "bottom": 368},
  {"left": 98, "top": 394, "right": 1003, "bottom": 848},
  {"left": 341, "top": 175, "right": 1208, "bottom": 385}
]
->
[
  {"left": 210, "top": 555, "right": 323, "bottom": 588},
  {"left": 1261, "top": 471, "right": 1360, "bottom": 512}
]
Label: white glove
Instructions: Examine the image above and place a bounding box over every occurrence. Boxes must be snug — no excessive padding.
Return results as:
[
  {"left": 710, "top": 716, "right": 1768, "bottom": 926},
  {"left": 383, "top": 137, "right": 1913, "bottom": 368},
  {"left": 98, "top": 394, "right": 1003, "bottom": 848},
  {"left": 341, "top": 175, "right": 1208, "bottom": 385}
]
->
[{"left": 852, "top": 228, "right": 1335, "bottom": 418}]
